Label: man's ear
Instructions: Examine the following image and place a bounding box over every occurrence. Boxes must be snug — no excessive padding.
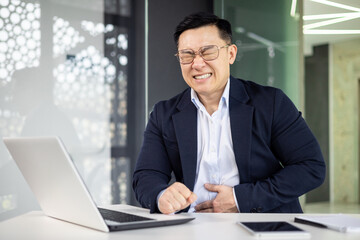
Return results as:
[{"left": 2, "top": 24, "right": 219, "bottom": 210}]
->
[{"left": 228, "top": 44, "right": 237, "bottom": 64}]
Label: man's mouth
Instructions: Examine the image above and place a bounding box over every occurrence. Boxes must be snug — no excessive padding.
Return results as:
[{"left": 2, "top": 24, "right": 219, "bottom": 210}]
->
[{"left": 194, "top": 73, "right": 212, "bottom": 79}]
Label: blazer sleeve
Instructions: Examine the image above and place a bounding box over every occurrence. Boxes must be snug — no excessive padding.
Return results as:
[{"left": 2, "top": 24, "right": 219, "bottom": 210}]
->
[
  {"left": 234, "top": 88, "right": 326, "bottom": 213},
  {"left": 132, "top": 103, "right": 172, "bottom": 213}
]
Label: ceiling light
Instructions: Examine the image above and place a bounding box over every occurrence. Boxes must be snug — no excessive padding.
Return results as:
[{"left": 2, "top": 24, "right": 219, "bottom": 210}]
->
[
  {"left": 303, "top": 12, "right": 360, "bottom": 21},
  {"left": 290, "top": 0, "right": 297, "bottom": 17},
  {"left": 304, "top": 29, "right": 360, "bottom": 34},
  {"left": 303, "top": 14, "right": 360, "bottom": 30},
  {"left": 310, "top": 0, "right": 360, "bottom": 12}
]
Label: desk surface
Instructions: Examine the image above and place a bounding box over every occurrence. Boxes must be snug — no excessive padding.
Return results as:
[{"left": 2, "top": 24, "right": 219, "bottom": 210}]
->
[{"left": 1, "top": 211, "right": 360, "bottom": 240}]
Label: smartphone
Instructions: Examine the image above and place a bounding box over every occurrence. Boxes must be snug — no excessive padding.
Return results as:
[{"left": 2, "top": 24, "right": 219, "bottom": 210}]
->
[{"left": 237, "top": 221, "right": 311, "bottom": 238}]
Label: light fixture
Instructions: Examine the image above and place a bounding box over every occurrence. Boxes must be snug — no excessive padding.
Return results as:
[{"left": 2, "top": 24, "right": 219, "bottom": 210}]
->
[
  {"left": 303, "top": 14, "right": 360, "bottom": 30},
  {"left": 303, "top": 0, "right": 360, "bottom": 35},
  {"left": 310, "top": 0, "right": 360, "bottom": 12},
  {"left": 304, "top": 12, "right": 360, "bottom": 21},
  {"left": 290, "top": 0, "right": 298, "bottom": 17},
  {"left": 304, "top": 29, "right": 360, "bottom": 34}
]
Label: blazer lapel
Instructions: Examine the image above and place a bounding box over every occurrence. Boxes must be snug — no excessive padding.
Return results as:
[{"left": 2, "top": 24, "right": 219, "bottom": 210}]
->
[
  {"left": 172, "top": 90, "right": 197, "bottom": 191},
  {"left": 171, "top": 77, "right": 253, "bottom": 188},
  {"left": 229, "top": 77, "right": 254, "bottom": 183}
]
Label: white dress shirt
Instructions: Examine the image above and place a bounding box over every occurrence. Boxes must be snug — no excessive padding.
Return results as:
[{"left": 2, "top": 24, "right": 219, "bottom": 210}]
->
[
  {"left": 188, "top": 79, "right": 239, "bottom": 212},
  {"left": 157, "top": 79, "right": 240, "bottom": 213}
]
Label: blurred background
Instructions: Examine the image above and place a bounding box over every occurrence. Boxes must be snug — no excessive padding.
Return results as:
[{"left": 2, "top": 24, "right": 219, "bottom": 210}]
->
[{"left": 0, "top": 0, "right": 359, "bottom": 221}]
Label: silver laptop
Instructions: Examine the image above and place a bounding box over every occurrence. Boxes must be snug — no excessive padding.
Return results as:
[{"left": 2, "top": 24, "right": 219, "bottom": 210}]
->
[{"left": 3, "top": 136, "right": 194, "bottom": 232}]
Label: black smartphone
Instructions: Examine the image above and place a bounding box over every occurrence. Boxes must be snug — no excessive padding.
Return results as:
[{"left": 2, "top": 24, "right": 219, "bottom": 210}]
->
[{"left": 237, "top": 221, "right": 310, "bottom": 238}]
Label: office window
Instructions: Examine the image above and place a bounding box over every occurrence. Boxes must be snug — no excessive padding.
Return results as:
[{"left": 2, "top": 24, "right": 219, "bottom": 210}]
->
[{"left": 0, "top": 0, "right": 139, "bottom": 219}]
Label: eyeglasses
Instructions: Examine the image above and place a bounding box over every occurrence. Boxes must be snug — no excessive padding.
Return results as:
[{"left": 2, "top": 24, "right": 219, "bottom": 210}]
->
[{"left": 175, "top": 44, "right": 230, "bottom": 64}]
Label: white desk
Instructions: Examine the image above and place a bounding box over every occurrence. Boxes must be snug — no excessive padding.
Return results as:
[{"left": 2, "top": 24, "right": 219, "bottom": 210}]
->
[{"left": 1, "top": 211, "right": 360, "bottom": 240}]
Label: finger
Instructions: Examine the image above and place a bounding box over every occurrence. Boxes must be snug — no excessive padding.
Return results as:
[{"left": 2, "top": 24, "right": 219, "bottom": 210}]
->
[
  {"left": 163, "top": 199, "right": 187, "bottom": 214},
  {"left": 204, "top": 183, "right": 221, "bottom": 192},
  {"left": 187, "top": 192, "right": 197, "bottom": 204},
  {"left": 174, "top": 192, "right": 196, "bottom": 212},
  {"left": 171, "top": 182, "right": 197, "bottom": 206},
  {"left": 158, "top": 198, "right": 176, "bottom": 214},
  {"left": 173, "top": 182, "right": 193, "bottom": 200},
  {"left": 194, "top": 200, "right": 213, "bottom": 211},
  {"left": 195, "top": 208, "right": 214, "bottom": 213},
  {"left": 167, "top": 187, "right": 188, "bottom": 206},
  {"left": 159, "top": 189, "right": 186, "bottom": 214},
  {"left": 171, "top": 191, "right": 185, "bottom": 206},
  {"left": 164, "top": 184, "right": 195, "bottom": 212},
  {"left": 175, "top": 191, "right": 197, "bottom": 210},
  {"left": 161, "top": 183, "right": 198, "bottom": 213}
]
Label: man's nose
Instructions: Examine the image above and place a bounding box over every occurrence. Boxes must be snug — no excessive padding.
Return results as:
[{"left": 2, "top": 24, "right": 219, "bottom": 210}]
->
[{"left": 192, "top": 54, "right": 206, "bottom": 67}]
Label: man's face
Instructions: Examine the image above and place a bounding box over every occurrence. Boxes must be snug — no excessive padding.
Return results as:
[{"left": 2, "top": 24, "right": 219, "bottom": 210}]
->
[{"left": 177, "top": 25, "right": 237, "bottom": 100}]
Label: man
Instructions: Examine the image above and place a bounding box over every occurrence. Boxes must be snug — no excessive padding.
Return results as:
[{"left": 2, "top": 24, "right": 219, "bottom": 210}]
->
[{"left": 133, "top": 12, "right": 325, "bottom": 214}]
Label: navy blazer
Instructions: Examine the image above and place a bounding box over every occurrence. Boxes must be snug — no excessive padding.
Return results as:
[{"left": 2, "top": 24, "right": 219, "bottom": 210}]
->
[{"left": 133, "top": 76, "right": 326, "bottom": 213}]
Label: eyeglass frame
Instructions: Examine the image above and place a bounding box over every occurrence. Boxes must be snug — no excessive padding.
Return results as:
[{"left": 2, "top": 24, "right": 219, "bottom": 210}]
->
[{"left": 174, "top": 44, "right": 231, "bottom": 64}]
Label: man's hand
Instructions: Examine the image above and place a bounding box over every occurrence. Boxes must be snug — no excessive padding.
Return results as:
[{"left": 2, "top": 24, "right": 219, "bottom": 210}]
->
[
  {"left": 194, "top": 183, "right": 239, "bottom": 213},
  {"left": 158, "top": 182, "right": 197, "bottom": 214}
]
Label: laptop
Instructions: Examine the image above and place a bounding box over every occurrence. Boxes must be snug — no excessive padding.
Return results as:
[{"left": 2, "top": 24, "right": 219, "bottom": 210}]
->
[{"left": 3, "top": 136, "right": 195, "bottom": 232}]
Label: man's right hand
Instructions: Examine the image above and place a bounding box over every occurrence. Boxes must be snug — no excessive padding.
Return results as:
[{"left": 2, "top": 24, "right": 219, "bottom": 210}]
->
[{"left": 158, "top": 182, "right": 197, "bottom": 214}]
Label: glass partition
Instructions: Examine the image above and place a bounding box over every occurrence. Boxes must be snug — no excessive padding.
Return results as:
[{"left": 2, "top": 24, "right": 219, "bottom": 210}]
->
[
  {"left": 0, "top": 0, "right": 137, "bottom": 220},
  {"left": 214, "top": 0, "right": 303, "bottom": 107}
]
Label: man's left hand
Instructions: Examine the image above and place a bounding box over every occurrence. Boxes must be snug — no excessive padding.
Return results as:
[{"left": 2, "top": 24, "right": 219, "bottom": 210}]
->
[{"left": 194, "top": 183, "right": 239, "bottom": 213}]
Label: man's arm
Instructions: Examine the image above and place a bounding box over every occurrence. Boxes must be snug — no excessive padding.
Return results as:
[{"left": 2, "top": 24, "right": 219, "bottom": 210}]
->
[
  {"left": 234, "top": 89, "right": 326, "bottom": 213},
  {"left": 132, "top": 103, "right": 173, "bottom": 213}
]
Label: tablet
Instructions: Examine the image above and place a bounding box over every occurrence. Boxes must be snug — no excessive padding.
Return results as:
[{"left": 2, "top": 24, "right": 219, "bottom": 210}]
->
[{"left": 237, "top": 221, "right": 311, "bottom": 238}]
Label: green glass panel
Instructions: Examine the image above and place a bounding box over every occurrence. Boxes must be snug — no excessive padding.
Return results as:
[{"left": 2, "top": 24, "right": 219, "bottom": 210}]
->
[{"left": 214, "top": 0, "right": 301, "bottom": 106}]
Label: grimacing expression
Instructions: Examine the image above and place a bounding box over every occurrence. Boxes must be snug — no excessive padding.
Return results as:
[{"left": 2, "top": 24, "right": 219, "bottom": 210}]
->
[{"left": 177, "top": 25, "right": 237, "bottom": 100}]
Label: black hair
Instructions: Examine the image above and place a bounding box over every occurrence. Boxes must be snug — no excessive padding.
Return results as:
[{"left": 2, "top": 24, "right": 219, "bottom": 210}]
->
[{"left": 174, "top": 12, "right": 232, "bottom": 47}]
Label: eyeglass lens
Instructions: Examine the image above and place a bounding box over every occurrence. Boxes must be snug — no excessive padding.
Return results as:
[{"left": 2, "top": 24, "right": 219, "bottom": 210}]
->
[{"left": 178, "top": 45, "right": 219, "bottom": 64}]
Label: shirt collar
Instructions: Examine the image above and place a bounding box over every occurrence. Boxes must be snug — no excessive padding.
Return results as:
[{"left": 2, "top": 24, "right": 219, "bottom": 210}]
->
[{"left": 191, "top": 78, "right": 230, "bottom": 110}]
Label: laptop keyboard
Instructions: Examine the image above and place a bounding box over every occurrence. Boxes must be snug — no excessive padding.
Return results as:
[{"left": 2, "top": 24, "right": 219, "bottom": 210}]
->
[{"left": 98, "top": 208, "right": 153, "bottom": 223}]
